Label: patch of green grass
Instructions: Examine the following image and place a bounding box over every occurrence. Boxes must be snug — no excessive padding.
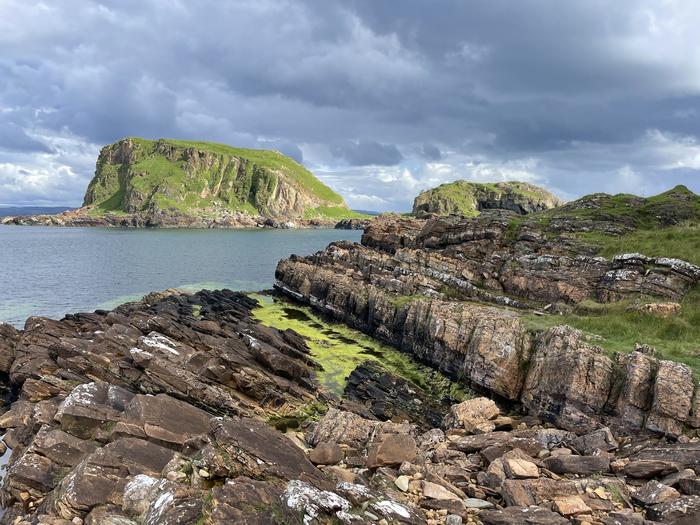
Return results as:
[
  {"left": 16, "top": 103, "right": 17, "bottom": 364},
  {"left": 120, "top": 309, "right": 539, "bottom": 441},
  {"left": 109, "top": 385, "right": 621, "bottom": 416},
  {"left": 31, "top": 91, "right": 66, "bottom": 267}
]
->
[
  {"left": 525, "top": 286, "right": 700, "bottom": 377},
  {"left": 149, "top": 138, "right": 344, "bottom": 205},
  {"left": 577, "top": 223, "right": 700, "bottom": 265},
  {"left": 530, "top": 185, "right": 700, "bottom": 232},
  {"left": 250, "top": 293, "right": 470, "bottom": 400},
  {"left": 389, "top": 294, "right": 426, "bottom": 308}
]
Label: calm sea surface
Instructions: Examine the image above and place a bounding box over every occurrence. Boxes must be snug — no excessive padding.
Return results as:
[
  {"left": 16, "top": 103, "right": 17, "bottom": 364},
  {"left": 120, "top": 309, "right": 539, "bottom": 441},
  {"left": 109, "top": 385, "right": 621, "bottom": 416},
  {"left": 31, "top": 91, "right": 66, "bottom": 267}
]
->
[{"left": 0, "top": 226, "right": 360, "bottom": 328}]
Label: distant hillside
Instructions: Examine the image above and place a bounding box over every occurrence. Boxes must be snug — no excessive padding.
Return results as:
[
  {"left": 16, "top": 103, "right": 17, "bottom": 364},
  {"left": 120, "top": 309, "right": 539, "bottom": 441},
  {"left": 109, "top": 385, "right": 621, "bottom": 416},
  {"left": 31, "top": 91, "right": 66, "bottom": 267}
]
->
[
  {"left": 412, "top": 180, "right": 562, "bottom": 216},
  {"left": 83, "top": 138, "right": 364, "bottom": 222},
  {"left": 0, "top": 206, "right": 72, "bottom": 217}
]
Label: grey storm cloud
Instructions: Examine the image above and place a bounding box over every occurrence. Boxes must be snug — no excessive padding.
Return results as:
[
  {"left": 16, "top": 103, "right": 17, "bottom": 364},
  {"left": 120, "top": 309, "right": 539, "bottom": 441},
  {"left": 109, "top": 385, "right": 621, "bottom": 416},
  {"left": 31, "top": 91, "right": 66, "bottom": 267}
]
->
[
  {"left": 0, "top": 0, "right": 699, "bottom": 209},
  {"left": 331, "top": 141, "right": 404, "bottom": 166}
]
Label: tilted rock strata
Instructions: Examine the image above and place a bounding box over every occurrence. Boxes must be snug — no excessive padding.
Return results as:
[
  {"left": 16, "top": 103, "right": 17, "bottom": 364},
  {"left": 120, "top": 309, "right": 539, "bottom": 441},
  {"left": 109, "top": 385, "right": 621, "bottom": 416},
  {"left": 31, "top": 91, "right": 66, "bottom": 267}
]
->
[
  {"left": 275, "top": 213, "right": 700, "bottom": 437},
  {"left": 1, "top": 290, "right": 699, "bottom": 524}
]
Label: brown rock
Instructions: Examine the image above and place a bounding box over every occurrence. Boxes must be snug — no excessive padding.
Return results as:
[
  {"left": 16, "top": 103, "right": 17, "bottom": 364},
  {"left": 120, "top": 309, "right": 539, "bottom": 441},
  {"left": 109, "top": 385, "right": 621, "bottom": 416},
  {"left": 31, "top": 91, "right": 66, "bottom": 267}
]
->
[
  {"left": 628, "top": 302, "right": 681, "bottom": 318},
  {"left": 645, "top": 360, "right": 695, "bottom": 437},
  {"left": 632, "top": 480, "right": 680, "bottom": 506},
  {"left": 480, "top": 505, "right": 569, "bottom": 525},
  {"left": 421, "top": 480, "right": 460, "bottom": 501},
  {"left": 568, "top": 427, "right": 618, "bottom": 455},
  {"left": 624, "top": 460, "right": 681, "bottom": 479},
  {"left": 501, "top": 478, "right": 578, "bottom": 507},
  {"left": 367, "top": 433, "right": 418, "bottom": 468},
  {"left": 443, "top": 397, "right": 500, "bottom": 433},
  {"left": 552, "top": 495, "right": 592, "bottom": 516},
  {"left": 308, "top": 443, "right": 343, "bottom": 465},
  {"left": 521, "top": 326, "right": 615, "bottom": 433},
  {"left": 210, "top": 417, "right": 327, "bottom": 486},
  {"left": 678, "top": 478, "right": 700, "bottom": 496},
  {"left": 543, "top": 455, "right": 610, "bottom": 475},
  {"left": 121, "top": 393, "right": 211, "bottom": 446},
  {"left": 306, "top": 408, "right": 414, "bottom": 449},
  {"left": 503, "top": 458, "right": 539, "bottom": 479}
]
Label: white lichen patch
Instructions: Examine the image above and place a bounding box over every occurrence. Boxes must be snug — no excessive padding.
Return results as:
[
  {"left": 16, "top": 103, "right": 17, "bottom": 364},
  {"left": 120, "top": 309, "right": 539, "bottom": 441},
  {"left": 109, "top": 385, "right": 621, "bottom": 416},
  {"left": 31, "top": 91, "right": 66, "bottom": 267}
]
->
[
  {"left": 141, "top": 332, "right": 180, "bottom": 356},
  {"left": 56, "top": 382, "right": 98, "bottom": 418},
  {"left": 370, "top": 499, "right": 411, "bottom": 519},
  {"left": 283, "top": 480, "right": 351, "bottom": 525}
]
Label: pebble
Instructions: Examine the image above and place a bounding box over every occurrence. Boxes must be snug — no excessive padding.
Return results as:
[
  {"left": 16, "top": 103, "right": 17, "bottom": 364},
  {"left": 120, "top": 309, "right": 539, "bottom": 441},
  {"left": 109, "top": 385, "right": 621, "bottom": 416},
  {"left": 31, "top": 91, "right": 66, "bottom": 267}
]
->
[
  {"left": 394, "top": 475, "right": 410, "bottom": 492},
  {"left": 445, "top": 515, "right": 463, "bottom": 525},
  {"left": 463, "top": 497, "right": 494, "bottom": 509}
]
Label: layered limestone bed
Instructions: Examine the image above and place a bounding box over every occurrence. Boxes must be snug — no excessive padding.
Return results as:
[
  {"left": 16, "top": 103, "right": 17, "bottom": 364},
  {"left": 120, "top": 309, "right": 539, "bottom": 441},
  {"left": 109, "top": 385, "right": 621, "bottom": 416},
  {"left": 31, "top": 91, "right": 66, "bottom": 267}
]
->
[
  {"left": 1, "top": 138, "right": 366, "bottom": 229},
  {"left": 412, "top": 181, "right": 563, "bottom": 217},
  {"left": 1, "top": 289, "right": 699, "bottom": 524}
]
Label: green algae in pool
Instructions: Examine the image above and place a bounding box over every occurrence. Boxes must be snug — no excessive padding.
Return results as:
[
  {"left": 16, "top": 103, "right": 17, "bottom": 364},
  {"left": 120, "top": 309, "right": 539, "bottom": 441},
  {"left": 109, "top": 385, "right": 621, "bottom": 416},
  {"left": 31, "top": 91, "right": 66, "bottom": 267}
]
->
[{"left": 250, "top": 293, "right": 471, "bottom": 401}]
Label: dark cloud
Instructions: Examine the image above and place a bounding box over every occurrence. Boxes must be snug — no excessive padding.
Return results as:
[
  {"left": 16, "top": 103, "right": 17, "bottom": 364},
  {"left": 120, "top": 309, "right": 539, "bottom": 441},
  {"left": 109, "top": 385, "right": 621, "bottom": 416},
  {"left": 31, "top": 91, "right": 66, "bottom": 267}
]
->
[
  {"left": 0, "top": 0, "right": 699, "bottom": 210},
  {"left": 421, "top": 144, "right": 441, "bottom": 161},
  {"left": 0, "top": 122, "right": 51, "bottom": 153},
  {"left": 331, "top": 141, "right": 403, "bottom": 166}
]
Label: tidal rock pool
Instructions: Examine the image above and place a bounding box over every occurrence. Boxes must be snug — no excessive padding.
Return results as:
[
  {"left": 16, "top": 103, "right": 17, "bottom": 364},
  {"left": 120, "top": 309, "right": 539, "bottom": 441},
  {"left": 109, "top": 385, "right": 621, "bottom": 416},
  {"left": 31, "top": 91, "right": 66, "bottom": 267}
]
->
[{"left": 250, "top": 293, "right": 470, "bottom": 401}]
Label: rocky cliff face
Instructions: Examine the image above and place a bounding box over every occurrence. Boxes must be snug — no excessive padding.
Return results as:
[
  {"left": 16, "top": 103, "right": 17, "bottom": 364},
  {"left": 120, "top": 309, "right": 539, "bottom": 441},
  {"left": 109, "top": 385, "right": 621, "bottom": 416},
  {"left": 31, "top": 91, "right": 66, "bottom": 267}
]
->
[
  {"left": 412, "top": 181, "right": 563, "bottom": 216},
  {"left": 276, "top": 188, "right": 700, "bottom": 438},
  {"left": 84, "top": 138, "right": 352, "bottom": 220}
]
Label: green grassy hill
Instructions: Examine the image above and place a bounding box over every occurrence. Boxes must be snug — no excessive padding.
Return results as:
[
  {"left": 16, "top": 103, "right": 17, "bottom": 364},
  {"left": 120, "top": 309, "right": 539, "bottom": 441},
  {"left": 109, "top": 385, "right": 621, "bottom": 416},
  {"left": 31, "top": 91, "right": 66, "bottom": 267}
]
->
[
  {"left": 83, "top": 138, "right": 364, "bottom": 220},
  {"left": 518, "top": 185, "right": 700, "bottom": 376},
  {"left": 412, "top": 180, "right": 562, "bottom": 216}
]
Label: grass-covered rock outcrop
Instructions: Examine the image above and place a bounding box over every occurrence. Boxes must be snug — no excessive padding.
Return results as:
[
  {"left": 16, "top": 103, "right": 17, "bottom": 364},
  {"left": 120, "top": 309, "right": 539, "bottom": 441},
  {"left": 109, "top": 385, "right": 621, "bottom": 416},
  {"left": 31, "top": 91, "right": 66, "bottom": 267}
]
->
[
  {"left": 412, "top": 180, "right": 562, "bottom": 216},
  {"left": 82, "top": 137, "right": 363, "bottom": 223}
]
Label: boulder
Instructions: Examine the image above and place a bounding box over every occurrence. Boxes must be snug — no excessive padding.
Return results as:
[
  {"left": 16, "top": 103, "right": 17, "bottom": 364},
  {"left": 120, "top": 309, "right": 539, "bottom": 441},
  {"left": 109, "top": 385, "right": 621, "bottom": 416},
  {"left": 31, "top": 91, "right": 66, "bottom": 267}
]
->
[
  {"left": 645, "top": 495, "right": 700, "bottom": 522},
  {"left": 503, "top": 458, "right": 539, "bottom": 479},
  {"left": 552, "top": 495, "right": 592, "bottom": 516},
  {"left": 56, "top": 382, "right": 134, "bottom": 440},
  {"left": 306, "top": 408, "right": 414, "bottom": 449},
  {"left": 632, "top": 480, "right": 680, "bottom": 506},
  {"left": 568, "top": 427, "right": 618, "bottom": 455},
  {"left": 367, "top": 433, "right": 418, "bottom": 468},
  {"left": 443, "top": 397, "right": 500, "bottom": 433},
  {"left": 308, "top": 442, "right": 343, "bottom": 466},
  {"left": 120, "top": 393, "right": 211, "bottom": 446},
  {"left": 542, "top": 454, "right": 610, "bottom": 475},
  {"left": 624, "top": 459, "right": 681, "bottom": 479},
  {"left": 678, "top": 478, "right": 700, "bottom": 496},
  {"left": 501, "top": 478, "right": 579, "bottom": 507},
  {"left": 481, "top": 505, "right": 569, "bottom": 525},
  {"left": 645, "top": 360, "right": 695, "bottom": 436},
  {"left": 209, "top": 417, "right": 327, "bottom": 487}
]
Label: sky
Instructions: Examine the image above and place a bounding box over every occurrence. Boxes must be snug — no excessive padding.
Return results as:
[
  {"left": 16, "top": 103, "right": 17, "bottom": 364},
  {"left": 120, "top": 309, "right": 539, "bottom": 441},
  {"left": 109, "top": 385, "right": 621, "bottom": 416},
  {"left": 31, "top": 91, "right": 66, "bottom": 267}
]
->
[{"left": 1, "top": 0, "right": 700, "bottom": 211}]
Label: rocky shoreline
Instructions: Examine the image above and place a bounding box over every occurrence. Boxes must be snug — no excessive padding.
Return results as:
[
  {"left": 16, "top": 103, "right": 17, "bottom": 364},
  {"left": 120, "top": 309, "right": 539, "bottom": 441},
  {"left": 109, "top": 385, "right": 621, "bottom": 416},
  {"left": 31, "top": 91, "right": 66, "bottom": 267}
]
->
[
  {"left": 1, "top": 186, "right": 700, "bottom": 524},
  {"left": 0, "top": 289, "right": 698, "bottom": 524},
  {"left": 0, "top": 207, "right": 366, "bottom": 230},
  {"left": 275, "top": 211, "right": 700, "bottom": 438}
]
